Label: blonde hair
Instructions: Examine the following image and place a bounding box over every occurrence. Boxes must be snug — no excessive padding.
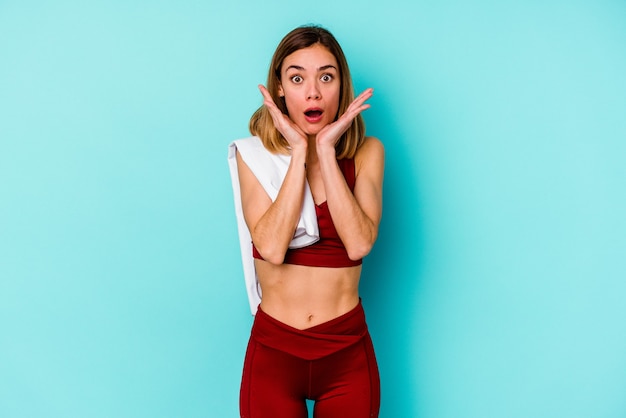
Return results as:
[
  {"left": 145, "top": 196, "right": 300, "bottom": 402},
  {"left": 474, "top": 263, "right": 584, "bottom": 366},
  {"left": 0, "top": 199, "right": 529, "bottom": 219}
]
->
[{"left": 249, "top": 25, "right": 365, "bottom": 159}]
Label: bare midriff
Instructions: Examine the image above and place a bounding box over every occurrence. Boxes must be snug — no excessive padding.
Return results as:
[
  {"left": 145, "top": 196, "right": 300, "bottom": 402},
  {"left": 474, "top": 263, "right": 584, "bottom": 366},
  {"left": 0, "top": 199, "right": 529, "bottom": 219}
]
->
[{"left": 255, "top": 259, "right": 361, "bottom": 330}]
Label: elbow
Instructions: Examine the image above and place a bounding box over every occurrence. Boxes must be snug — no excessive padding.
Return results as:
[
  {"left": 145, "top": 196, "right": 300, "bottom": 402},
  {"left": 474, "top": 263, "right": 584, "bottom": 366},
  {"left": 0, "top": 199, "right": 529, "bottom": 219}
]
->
[
  {"left": 347, "top": 245, "right": 372, "bottom": 261},
  {"left": 346, "top": 240, "right": 376, "bottom": 261},
  {"left": 345, "top": 230, "right": 378, "bottom": 261},
  {"left": 251, "top": 228, "right": 289, "bottom": 265},
  {"left": 264, "top": 253, "right": 286, "bottom": 266},
  {"left": 253, "top": 243, "right": 286, "bottom": 265}
]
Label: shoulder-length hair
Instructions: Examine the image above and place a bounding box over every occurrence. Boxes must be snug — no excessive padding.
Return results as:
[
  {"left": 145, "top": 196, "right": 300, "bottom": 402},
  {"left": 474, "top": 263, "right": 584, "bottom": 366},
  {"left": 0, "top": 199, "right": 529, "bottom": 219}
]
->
[{"left": 249, "top": 25, "right": 365, "bottom": 159}]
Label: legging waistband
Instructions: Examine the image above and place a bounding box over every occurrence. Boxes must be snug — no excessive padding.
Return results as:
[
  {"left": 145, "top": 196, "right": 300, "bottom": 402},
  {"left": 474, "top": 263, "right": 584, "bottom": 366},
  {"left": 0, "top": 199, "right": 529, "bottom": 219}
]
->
[{"left": 252, "top": 300, "right": 369, "bottom": 361}]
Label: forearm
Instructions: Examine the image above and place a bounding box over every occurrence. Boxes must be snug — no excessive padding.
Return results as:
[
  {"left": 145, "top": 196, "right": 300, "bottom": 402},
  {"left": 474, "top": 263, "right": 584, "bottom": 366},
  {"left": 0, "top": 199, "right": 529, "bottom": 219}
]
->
[
  {"left": 317, "top": 146, "right": 379, "bottom": 260},
  {"left": 250, "top": 150, "right": 308, "bottom": 264}
]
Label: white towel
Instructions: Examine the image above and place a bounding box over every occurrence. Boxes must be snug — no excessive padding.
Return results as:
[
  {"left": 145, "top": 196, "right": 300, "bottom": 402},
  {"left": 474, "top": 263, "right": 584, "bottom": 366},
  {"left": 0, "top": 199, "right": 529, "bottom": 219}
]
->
[{"left": 228, "top": 136, "right": 319, "bottom": 314}]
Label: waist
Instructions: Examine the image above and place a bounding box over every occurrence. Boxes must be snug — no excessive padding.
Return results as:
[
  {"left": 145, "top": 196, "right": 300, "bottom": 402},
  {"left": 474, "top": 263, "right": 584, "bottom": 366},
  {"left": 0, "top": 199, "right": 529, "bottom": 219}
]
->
[
  {"left": 256, "top": 260, "right": 361, "bottom": 328},
  {"left": 252, "top": 300, "right": 369, "bottom": 360}
]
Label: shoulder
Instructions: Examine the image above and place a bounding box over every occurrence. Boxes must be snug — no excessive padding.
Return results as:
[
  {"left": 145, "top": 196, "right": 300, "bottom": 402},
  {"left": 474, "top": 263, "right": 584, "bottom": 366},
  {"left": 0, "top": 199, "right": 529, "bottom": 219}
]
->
[
  {"left": 356, "top": 136, "right": 384, "bottom": 157},
  {"left": 233, "top": 135, "right": 263, "bottom": 151},
  {"left": 355, "top": 136, "right": 384, "bottom": 168},
  {"left": 353, "top": 137, "right": 384, "bottom": 183}
]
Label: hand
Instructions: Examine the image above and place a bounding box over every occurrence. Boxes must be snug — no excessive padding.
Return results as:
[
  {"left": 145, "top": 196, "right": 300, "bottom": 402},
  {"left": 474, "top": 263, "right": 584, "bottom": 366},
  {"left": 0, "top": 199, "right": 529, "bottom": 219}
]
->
[
  {"left": 258, "top": 85, "right": 308, "bottom": 152},
  {"left": 316, "top": 88, "right": 373, "bottom": 150}
]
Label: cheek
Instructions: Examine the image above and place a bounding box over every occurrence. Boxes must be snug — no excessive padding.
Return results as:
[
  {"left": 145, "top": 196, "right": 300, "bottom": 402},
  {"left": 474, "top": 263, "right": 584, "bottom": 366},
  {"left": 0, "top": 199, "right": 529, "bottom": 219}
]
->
[
  {"left": 282, "top": 96, "right": 298, "bottom": 117},
  {"left": 328, "top": 93, "right": 341, "bottom": 118},
  {"left": 281, "top": 89, "right": 300, "bottom": 113},
  {"left": 327, "top": 85, "right": 340, "bottom": 108}
]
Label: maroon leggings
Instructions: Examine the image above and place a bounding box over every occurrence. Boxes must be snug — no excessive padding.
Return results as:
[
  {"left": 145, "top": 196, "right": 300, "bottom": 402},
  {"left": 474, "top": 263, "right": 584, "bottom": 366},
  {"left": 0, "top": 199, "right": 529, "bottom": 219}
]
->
[{"left": 240, "top": 301, "right": 380, "bottom": 418}]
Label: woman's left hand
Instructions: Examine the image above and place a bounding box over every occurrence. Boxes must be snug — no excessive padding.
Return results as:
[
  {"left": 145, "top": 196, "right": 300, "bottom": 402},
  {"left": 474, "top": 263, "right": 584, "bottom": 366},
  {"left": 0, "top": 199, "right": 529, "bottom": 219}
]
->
[{"left": 316, "top": 88, "right": 373, "bottom": 151}]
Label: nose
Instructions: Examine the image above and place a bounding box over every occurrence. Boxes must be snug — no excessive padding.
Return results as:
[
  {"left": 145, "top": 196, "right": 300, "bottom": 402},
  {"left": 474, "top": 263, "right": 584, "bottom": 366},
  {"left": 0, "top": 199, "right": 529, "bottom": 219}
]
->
[{"left": 306, "top": 81, "right": 321, "bottom": 100}]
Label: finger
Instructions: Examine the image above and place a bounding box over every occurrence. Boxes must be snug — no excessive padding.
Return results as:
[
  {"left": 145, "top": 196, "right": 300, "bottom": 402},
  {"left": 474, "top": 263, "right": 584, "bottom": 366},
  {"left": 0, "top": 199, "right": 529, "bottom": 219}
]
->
[
  {"left": 258, "top": 85, "right": 283, "bottom": 111},
  {"left": 342, "top": 100, "right": 371, "bottom": 121},
  {"left": 350, "top": 88, "right": 374, "bottom": 109},
  {"left": 339, "top": 92, "right": 372, "bottom": 121},
  {"left": 258, "top": 85, "right": 279, "bottom": 109},
  {"left": 258, "top": 85, "right": 288, "bottom": 127},
  {"left": 257, "top": 86, "right": 305, "bottom": 143},
  {"left": 351, "top": 87, "right": 373, "bottom": 104},
  {"left": 258, "top": 84, "right": 273, "bottom": 101},
  {"left": 356, "top": 87, "right": 374, "bottom": 100}
]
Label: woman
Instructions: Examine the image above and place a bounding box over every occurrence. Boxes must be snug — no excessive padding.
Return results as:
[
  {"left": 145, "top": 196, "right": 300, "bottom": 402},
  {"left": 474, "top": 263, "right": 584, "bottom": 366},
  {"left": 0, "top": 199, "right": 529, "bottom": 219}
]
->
[{"left": 231, "top": 25, "right": 384, "bottom": 418}]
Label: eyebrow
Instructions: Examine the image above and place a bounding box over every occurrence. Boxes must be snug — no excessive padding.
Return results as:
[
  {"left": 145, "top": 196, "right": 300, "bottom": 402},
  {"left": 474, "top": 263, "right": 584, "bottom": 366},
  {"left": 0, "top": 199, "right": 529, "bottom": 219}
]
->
[{"left": 285, "top": 64, "right": 338, "bottom": 72}]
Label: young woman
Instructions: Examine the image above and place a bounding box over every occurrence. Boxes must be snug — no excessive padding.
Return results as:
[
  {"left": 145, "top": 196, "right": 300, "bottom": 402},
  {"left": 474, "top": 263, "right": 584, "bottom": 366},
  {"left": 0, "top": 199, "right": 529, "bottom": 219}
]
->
[{"left": 231, "top": 25, "right": 384, "bottom": 418}]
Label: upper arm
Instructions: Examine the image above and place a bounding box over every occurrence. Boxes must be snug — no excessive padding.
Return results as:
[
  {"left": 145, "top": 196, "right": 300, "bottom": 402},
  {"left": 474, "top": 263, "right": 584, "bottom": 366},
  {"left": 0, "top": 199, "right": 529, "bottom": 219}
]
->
[
  {"left": 353, "top": 136, "right": 385, "bottom": 229},
  {"left": 235, "top": 150, "right": 273, "bottom": 234}
]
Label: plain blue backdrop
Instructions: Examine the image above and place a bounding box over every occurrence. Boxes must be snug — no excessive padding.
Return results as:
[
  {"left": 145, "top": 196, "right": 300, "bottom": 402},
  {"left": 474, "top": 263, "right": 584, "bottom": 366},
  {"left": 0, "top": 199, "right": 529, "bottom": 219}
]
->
[{"left": 1, "top": 1, "right": 625, "bottom": 417}]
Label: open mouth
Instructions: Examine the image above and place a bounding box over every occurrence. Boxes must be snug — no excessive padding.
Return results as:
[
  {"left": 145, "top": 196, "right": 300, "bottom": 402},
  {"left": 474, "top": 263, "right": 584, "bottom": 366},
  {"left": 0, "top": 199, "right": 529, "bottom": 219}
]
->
[{"left": 304, "top": 108, "right": 324, "bottom": 122}]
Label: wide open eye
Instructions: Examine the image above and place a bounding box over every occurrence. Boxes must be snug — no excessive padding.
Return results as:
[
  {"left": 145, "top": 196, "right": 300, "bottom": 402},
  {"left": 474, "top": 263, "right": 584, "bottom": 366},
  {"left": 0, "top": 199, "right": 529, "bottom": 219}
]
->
[
  {"left": 320, "top": 73, "right": 333, "bottom": 82},
  {"left": 291, "top": 75, "right": 303, "bottom": 84}
]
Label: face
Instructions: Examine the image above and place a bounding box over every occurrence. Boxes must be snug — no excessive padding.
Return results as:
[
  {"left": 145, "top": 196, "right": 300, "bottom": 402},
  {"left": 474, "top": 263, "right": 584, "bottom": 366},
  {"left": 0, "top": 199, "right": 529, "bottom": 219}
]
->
[{"left": 278, "top": 43, "right": 341, "bottom": 136}]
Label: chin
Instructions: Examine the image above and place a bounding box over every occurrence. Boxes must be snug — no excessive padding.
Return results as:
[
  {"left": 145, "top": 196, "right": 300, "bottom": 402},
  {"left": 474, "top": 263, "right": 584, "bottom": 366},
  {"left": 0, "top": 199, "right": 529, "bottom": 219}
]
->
[
  {"left": 304, "top": 128, "right": 325, "bottom": 138},
  {"left": 296, "top": 122, "right": 321, "bottom": 136},
  {"left": 302, "top": 120, "right": 332, "bottom": 136}
]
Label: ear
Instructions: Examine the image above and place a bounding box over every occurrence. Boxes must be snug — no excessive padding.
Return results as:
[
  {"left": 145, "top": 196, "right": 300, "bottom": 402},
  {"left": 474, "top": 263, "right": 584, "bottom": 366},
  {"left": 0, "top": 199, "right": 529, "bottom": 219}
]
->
[{"left": 278, "top": 84, "right": 284, "bottom": 97}]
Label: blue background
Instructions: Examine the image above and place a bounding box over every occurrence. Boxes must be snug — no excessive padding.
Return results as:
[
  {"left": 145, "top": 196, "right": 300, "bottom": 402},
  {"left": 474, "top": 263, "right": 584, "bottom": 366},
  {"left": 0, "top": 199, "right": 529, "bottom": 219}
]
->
[{"left": 1, "top": 1, "right": 625, "bottom": 417}]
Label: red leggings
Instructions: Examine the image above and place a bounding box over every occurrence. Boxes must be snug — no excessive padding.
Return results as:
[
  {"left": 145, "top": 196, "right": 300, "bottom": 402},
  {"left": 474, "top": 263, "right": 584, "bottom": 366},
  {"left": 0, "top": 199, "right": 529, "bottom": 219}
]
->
[{"left": 240, "top": 301, "right": 380, "bottom": 418}]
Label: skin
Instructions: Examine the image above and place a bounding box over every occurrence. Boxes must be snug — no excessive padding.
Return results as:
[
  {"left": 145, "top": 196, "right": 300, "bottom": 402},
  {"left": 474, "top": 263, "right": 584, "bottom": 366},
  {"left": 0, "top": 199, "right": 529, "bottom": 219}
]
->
[{"left": 237, "top": 43, "right": 384, "bottom": 329}]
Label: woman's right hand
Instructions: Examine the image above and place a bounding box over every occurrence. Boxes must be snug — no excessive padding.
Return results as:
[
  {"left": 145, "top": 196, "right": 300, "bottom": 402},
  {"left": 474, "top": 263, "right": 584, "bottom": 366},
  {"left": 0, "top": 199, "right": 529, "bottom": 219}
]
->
[{"left": 258, "top": 85, "right": 308, "bottom": 152}]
